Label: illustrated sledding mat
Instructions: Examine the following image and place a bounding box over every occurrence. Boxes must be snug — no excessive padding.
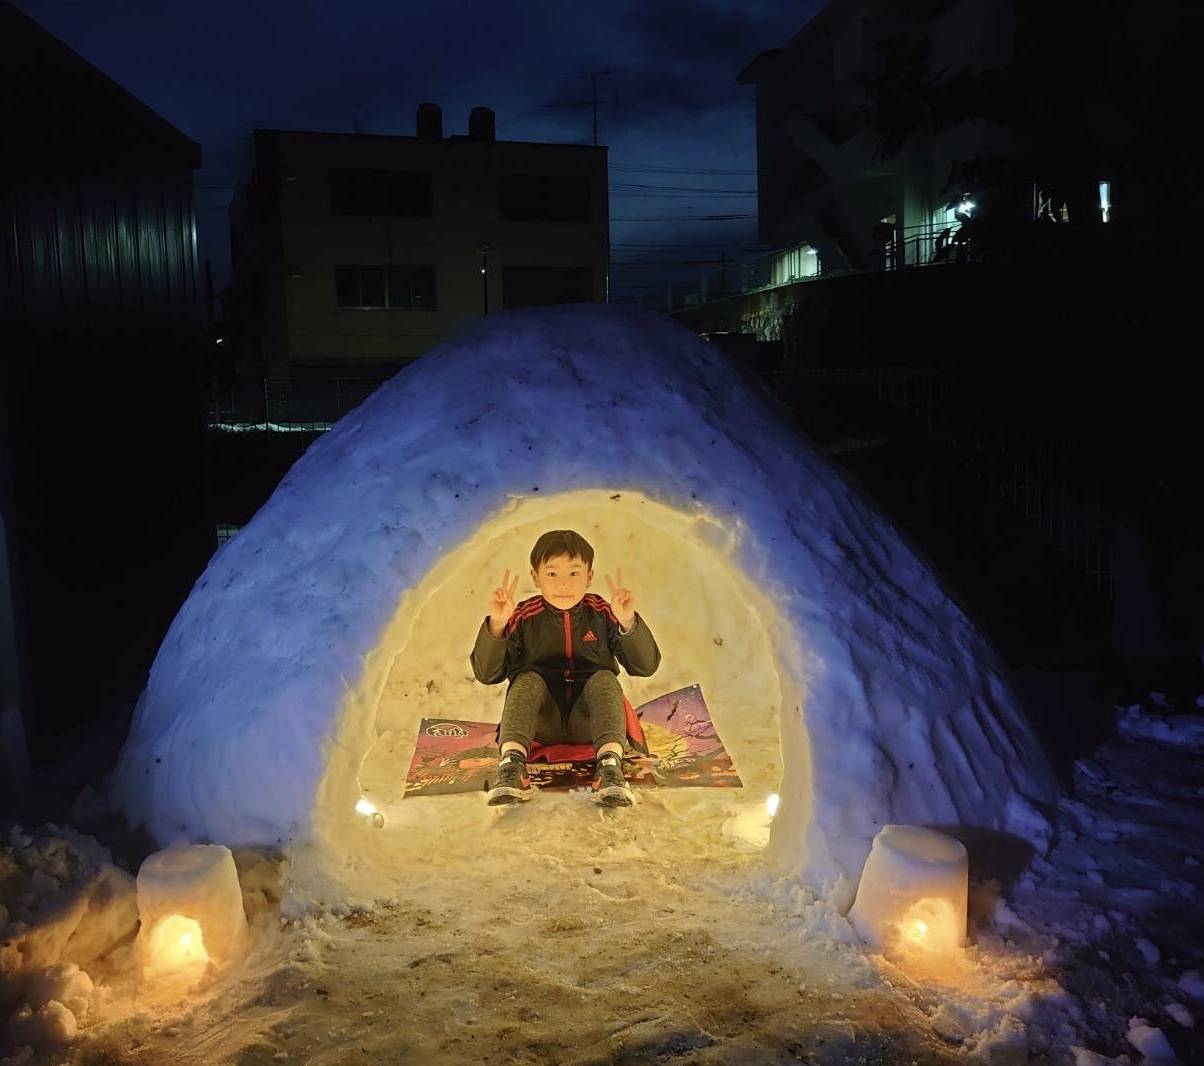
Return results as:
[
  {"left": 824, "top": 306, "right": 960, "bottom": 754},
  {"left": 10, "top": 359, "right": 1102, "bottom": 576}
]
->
[{"left": 404, "top": 684, "right": 742, "bottom": 798}]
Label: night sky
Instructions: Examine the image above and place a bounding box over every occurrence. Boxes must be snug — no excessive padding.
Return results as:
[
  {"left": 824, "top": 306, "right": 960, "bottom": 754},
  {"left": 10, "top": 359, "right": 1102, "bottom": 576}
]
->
[{"left": 16, "top": 0, "right": 820, "bottom": 304}]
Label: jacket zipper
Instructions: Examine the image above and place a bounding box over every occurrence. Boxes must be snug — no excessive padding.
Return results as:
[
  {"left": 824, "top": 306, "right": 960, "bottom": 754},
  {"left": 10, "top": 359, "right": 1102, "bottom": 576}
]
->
[{"left": 562, "top": 611, "right": 574, "bottom": 703}]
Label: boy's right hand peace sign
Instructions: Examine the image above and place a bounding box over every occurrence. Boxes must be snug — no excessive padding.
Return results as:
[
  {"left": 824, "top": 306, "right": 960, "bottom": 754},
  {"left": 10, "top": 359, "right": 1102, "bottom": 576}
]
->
[{"left": 487, "top": 570, "right": 520, "bottom": 637}]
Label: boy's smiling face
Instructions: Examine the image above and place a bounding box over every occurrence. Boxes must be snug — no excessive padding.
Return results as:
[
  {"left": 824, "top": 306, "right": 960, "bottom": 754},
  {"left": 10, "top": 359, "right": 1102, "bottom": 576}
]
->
[{"left": 532, "top": 553, "right": 593, "bottom": 610}]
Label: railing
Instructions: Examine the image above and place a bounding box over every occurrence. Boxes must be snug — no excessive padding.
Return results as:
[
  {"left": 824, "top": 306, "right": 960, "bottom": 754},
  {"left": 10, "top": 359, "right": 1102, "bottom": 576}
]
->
[
  {"left": 208, "top": 376, "right": 392, "bottom": 432},
  {"left": 888, "top": 220, "right": 967, "bottom": 269}
]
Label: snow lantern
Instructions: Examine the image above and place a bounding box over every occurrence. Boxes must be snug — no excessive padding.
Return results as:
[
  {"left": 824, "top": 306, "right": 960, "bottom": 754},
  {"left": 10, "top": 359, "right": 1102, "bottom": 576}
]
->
[
  {"left": 847, "top": 825, "right": 968, "bottom": 953},
  {"left": 111, "top": 304, "right": 1058, "bottom": 903},
  {"left": 134, "top": 845, "right": 247, "bottom": 983}
]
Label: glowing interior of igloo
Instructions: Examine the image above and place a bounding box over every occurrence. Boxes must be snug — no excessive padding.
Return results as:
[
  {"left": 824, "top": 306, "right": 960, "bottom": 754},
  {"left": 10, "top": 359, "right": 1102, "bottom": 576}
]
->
[{"left": 313, "top": 488, "right": 802, "bottom": 864}]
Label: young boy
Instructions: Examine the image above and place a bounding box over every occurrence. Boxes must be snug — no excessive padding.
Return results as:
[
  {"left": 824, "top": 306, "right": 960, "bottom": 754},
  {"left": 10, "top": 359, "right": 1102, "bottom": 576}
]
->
[{"left": 470, "top": 530, "right": 661, "bottom": 807}]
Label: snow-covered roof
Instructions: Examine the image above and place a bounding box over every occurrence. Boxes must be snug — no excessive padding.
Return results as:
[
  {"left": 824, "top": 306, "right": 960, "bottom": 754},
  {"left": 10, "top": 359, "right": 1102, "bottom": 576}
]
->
[{"left": 112, "top": 304, "right": 1057, "bottom": 901}]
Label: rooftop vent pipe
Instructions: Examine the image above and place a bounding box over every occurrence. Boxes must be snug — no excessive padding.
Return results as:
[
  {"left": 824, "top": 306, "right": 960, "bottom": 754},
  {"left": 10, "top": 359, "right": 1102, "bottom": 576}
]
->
[
  {"left": 468, "top": 107, "right": 495, "bottom": 142},
  {"left": 417, "top": 103, "right": 442, "bottom": 140}
]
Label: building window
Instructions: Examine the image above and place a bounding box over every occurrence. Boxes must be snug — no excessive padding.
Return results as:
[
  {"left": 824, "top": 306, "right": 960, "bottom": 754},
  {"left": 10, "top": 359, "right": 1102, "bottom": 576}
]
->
[
  {"left": 330, "top": 169, "right": 433, "bottom": 217},
  {"left": 386, "top": 265, "right": 437, "bottom": 308},
  {"left": 498, "top": 175, "right": 591, "bottom": 222},
  {"left": 335, "top": 265, "right": 437, "bottom": 309},
  {"left": 772, "top": 245, "right": 819, "bottom": 286},
  {"left": 1032, "top": 183, "right": 1068, "bottom": 223},
  {"left": 502, "top": 266, "right": 593, "bottom": 309}
]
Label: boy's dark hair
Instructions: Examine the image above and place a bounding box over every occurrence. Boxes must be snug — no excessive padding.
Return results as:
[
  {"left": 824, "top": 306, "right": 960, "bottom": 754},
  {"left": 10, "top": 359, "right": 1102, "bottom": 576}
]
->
[{"left": 530, "top": 529, "right": 594, "bottom": 570}]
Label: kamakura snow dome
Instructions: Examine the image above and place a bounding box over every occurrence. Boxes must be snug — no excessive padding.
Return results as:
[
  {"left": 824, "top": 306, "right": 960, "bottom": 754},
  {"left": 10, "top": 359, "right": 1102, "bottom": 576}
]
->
[{"left": 113, "top": 304, "right": 1057, "bottom": 902}]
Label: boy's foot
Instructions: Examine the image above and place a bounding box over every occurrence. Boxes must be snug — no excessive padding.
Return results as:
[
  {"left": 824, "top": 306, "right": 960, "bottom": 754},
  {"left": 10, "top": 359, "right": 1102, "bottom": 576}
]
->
[
  {"left": 487, "top": 751, "right": 532, "bottom": 806},
  {"left": 591, "top": 752, "right": 633, "bottom": 807}
]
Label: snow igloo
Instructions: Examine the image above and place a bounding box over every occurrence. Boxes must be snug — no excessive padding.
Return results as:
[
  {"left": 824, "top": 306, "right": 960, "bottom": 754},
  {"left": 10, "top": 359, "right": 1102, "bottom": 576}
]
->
[{"left": 113, "top": 304, "right": 1057, "bottom": 903}]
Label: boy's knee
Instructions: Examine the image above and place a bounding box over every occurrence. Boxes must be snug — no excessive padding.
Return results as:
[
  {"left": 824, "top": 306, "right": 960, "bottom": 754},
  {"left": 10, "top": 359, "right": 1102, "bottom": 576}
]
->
[
  {"left": 508, "top": 671, "right": 549, "bottom": 700},
  {"left": 584, "top": 670, "right": 621, "bottom": 696}
]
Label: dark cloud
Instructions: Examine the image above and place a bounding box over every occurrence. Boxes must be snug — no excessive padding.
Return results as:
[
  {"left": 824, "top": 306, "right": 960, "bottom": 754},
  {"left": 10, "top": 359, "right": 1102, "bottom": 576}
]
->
[
  {"left": 620, "top": 0, "right": 782, "bottom": 64},
  {"left": 15, "top": 0, "right": 820, "bottom": 289},
  {"left": 603, "top": 0, "right": 817, "bottom": 120}
]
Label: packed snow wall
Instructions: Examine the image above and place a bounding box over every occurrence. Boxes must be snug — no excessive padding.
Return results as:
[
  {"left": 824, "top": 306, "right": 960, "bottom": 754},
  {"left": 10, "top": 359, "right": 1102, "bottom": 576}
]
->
[{"left": 112, "top": 304, "right": 1058, "bottom": 899}]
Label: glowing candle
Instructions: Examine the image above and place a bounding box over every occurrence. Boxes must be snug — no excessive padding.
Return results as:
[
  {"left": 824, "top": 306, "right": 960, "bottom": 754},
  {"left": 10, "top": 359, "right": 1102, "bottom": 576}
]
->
[{"left": 356, "top": 796, "right": 385, "bottom": 828}]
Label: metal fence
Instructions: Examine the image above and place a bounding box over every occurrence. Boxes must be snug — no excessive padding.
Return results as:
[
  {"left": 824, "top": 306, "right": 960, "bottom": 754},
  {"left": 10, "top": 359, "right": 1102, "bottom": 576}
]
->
[{"left": 208, "top": 376, "right": 391, "bottom": 431}]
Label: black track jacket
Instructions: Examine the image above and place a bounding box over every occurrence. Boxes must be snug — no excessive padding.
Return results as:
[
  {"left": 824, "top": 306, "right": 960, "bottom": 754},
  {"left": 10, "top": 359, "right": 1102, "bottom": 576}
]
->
[{"left": 470, "top": 593, "right": 661, "bottom": 707}]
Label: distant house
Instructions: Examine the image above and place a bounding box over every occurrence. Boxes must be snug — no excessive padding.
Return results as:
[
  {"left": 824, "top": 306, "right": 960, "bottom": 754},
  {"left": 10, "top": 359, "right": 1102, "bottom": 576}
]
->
[
  {"left": 0, "top": 2, "right": 209, "bottom": 783},
  {"left": 736, "top": 0, "right": 1186, "bottom": 274},
  {"left": 225, "top": 108, "right": 608, "bottom": 421}
]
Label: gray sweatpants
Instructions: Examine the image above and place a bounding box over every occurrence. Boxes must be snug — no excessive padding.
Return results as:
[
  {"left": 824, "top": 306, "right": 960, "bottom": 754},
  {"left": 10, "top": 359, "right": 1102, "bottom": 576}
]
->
[{"left": 498, "top": 670, "right": 627, "bottom": 754}]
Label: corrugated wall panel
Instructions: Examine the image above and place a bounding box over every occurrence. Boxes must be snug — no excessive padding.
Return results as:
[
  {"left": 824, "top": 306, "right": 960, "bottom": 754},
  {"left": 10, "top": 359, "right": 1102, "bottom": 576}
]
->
[
  {"left": 55, "top": 183, "right": 85, "bottom": 308},
  {"left": 81, "top": 179, "right": 120, "bottom": 308},
  {"left": 5, "top": 177, "right": 198, "bottom": 318}
]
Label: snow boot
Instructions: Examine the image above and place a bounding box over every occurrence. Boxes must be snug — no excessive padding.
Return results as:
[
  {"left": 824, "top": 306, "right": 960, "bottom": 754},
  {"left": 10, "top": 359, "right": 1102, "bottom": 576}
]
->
[
  {"left": 591, "top": 751, "right": 633, "bottom": 807},
  {"left": 486, "top": 751, "right": 533, "bottom": 806}
]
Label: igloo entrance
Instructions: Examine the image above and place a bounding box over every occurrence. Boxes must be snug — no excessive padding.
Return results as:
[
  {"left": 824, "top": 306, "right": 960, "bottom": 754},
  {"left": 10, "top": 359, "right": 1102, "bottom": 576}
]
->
[{"left": 318, "top": 488, "right": 799, "bottom": 867}]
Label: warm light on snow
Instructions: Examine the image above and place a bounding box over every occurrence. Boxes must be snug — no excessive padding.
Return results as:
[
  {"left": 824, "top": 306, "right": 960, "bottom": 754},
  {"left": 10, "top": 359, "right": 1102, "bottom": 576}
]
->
[
  {"left": 766, "top": 793, "right": 780, "bottom": 818},
  {"left": 145, "top": 914, "right": 209, "bottom": 977},
  {"left": 898, "top": 897, "right": 961, "bottom": 955}
]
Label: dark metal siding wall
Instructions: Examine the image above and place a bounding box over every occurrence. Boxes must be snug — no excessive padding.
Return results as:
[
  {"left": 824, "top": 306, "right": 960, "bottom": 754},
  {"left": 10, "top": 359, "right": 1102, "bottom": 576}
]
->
[
  {"left": 1, "top": 171, "right": 210, "bottom": 768},
  {"left": 0, "top": 1, "right": 211, "bottom": 778},
  {"left": 3, "top": 175, "right": 197, "bottom": 318}
]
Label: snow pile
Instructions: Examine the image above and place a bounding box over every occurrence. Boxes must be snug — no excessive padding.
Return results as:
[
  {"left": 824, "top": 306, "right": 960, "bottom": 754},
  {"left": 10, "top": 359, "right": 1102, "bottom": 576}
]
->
[
  {"left": 1126, "top": 1016, "right": 1177, "bottom": 1060},
  {"left": 1116, "top": 704, "right": 1204, "bottom": 753},
  {"left": 5, "top": 962, "right": 93, "bottom": 1050},
  {"left": 112, "top": 303, "right": 1057, "bottom": 900},
  {"left": 1, "top": 825, "right": 136, "bottom": 1052},
  {"left": 1180, "top": 970, "right": 1204, "bottom": 1002}
]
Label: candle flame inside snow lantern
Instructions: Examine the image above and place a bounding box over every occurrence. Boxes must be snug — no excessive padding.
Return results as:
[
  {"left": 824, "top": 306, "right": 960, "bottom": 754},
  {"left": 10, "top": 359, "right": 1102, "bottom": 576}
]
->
[
  {"left": 135, "top": 844, "right": 247, "bottom": 986},
  {"left": 355, "top": 796, "right": 385, "bottom": 828},
  {"left": 847, "top": 825, "right": 968, "bottom": 955}
]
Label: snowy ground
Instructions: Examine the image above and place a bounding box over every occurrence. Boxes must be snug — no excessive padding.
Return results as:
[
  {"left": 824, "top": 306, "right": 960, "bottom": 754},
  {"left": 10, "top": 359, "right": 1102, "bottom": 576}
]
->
[{"left": 3, "top": 699, "right": 1202, "bottom": 1065}]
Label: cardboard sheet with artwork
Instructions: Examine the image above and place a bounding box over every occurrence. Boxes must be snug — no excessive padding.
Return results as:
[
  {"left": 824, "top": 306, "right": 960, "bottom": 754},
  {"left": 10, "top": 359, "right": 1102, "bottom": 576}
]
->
[{"left": 403, "top": 685, "right": 742, "bottom": 797}]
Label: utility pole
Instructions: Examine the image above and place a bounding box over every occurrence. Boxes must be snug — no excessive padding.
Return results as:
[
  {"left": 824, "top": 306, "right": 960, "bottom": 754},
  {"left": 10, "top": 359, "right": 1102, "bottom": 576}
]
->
[
  {"left": 478, "top": 243, "right": 491, "bottom": 315},
  {"left": 585, "top": 70, "right": 607, "bottom": 146},
  {"left": 541, "top": 71, "right": 612, "bottom": 145}
]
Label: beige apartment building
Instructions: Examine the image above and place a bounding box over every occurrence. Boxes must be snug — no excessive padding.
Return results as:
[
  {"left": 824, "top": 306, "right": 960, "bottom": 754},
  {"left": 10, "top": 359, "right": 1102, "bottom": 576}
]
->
[{"left": 227, "top": 105, "right": 608, "bottom": 385}]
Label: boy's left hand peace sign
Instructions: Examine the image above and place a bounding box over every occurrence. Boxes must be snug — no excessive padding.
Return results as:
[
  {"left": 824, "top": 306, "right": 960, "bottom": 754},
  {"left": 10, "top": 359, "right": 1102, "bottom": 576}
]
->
[{"left": 605, "top": 570, "right": 637, "bottom": 631}]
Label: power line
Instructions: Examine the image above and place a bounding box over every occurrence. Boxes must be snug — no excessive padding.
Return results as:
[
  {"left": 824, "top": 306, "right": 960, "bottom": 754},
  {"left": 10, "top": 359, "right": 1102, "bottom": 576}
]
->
[
  {"left": 611, "top": 189, "right": 755, "bottom": 198},
  {"left": 612, "top": 214, "right": 756, "bottom": 222},
  {"left": 611, "top": 182, "right": 755, "bottom": 193},
  {"left": 611, "top": 242, "right": 764, "bottom": 249},
  {"left": 611, "top": 163, "right": 756, "bottom": 176}
]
